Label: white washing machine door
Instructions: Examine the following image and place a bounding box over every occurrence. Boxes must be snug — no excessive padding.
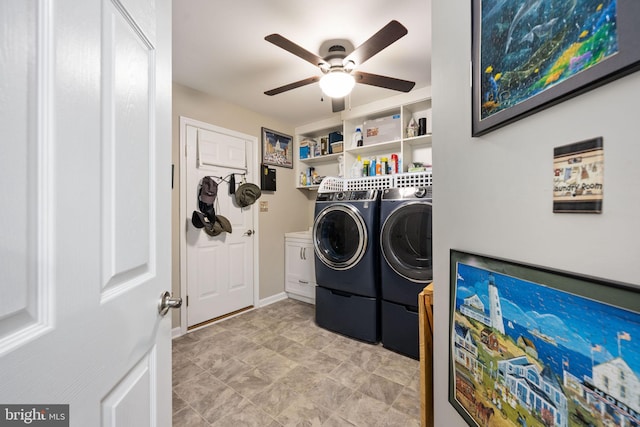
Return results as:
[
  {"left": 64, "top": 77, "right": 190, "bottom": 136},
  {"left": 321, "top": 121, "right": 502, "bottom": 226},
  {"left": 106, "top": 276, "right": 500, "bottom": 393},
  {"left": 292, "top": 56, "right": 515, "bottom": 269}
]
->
[
  {"left": 380, "top": 201, "right": 433, "bottom": 282},
  {"left": 313, "top": 204, "right": 367, "bottom": 270}
]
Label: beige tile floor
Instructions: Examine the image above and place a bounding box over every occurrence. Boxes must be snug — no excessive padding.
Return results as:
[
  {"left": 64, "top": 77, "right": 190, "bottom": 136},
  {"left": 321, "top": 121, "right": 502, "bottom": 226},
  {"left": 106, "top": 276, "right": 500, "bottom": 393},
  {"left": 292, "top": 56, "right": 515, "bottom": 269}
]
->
[{"left": 172, "top": 298, "right": 421, "bottom": 426}]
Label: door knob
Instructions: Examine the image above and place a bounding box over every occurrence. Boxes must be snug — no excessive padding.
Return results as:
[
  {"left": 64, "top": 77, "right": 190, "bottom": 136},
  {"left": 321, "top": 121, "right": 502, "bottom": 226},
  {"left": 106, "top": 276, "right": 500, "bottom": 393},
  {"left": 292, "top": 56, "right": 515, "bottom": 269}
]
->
[
  {"left": 244, "top": 229, "right": 254, "bottom": 236},
  {"left": 158, "top": 291, "right": 182, "bottom": 316}
]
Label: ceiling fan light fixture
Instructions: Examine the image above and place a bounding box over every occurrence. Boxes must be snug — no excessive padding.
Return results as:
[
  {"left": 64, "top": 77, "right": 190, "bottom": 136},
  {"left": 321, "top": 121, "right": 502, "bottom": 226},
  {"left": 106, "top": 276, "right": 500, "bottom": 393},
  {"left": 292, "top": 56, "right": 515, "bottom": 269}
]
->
[
  {"left": 343, "top": 60, "right": 356, "bottom": 73},
  {"left": 319, "top": 70, "right": 355, "bottom": 98}
]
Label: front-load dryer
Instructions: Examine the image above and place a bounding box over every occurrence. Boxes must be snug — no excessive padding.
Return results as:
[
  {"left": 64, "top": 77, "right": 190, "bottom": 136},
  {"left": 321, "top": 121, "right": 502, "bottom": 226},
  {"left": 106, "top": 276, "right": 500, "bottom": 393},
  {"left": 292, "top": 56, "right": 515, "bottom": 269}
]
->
[
  {"left": 379, "top": 186, "right": 433, "bottom": 358},
  {"left": 313, "top": 189, "right": 380, "bottom": 343}
]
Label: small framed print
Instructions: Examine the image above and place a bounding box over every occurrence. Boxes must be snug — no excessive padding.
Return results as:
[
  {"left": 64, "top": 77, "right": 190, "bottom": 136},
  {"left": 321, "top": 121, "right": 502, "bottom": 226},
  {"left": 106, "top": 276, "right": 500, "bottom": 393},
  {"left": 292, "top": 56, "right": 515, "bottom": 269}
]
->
[
  {"left": 261, "top": 127, "right": 293, "bottom": 169},
  {"left": 553, "top": 137, "right": 604, "bottom": 213}
]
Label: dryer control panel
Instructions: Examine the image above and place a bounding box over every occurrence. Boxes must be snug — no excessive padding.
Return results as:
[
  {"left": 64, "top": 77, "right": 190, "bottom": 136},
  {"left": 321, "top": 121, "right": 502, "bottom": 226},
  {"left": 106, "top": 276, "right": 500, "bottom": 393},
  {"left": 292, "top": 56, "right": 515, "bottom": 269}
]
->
[{"left": 382, "top": 187, "right": 432, "bottom": 201}]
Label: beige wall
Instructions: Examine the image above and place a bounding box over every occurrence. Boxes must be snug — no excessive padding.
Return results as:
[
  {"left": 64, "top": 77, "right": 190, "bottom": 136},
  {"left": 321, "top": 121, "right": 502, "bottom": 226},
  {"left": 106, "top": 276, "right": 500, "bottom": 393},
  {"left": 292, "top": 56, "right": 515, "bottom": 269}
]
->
[
  {"left": 171, "top": 82, "right": 316, "bottom": 328},
  {"left": 432, "top": 1, "right": 640, "bottom": 426}
]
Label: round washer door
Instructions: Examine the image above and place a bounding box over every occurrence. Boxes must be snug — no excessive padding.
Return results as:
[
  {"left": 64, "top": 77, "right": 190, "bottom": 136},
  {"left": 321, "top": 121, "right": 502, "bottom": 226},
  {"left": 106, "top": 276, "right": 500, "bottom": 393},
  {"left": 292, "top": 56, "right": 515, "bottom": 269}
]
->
[
  {"left": 313, "top": 204, "right": 367, "bottom": 270},
  {"left": 380, "top": 201, "right": 433, "bottom": 282}
]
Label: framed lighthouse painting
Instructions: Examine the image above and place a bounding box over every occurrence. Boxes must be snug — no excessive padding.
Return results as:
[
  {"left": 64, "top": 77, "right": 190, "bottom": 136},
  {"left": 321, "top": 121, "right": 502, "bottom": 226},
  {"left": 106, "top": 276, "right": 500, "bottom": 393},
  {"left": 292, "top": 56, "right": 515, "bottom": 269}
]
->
[{"left": 448, "top": 250, "right": 640, "bottom": 427}]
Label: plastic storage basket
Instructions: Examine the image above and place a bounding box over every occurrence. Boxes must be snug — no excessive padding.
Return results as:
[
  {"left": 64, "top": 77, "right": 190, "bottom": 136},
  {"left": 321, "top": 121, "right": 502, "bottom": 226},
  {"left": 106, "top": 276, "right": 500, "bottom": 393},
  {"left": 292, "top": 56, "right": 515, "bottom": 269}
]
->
[{"left": 318, "top": 170, "right": 432, "bottom": 193}]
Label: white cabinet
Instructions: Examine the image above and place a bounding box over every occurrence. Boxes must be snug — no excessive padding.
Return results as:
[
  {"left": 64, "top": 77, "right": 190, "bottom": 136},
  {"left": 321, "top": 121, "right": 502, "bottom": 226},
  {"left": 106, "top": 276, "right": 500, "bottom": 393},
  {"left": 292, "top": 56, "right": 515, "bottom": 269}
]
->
[
  {"left": 294, "top": 87, "right": 432, "bottom": 189},
  {"left": 285, "top": 231, "right": 316, "bottom": 304}
]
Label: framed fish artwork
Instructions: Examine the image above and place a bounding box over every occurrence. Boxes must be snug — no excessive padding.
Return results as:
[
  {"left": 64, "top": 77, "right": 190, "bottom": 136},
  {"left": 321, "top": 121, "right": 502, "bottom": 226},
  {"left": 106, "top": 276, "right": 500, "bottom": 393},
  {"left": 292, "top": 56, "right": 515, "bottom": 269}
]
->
[
  {"left": 471, "top": 0, "right": 640, "bottom": 136},
  {"left": 448, "top": 249, "right": 640, "bottom": 427}
]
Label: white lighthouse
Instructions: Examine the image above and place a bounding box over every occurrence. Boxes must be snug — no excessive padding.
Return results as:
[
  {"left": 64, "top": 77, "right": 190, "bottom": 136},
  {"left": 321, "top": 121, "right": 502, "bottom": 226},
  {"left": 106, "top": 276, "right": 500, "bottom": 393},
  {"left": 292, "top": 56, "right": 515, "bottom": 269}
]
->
[{"left": 488, "top": 273, "right": 505, "bottom": 334}]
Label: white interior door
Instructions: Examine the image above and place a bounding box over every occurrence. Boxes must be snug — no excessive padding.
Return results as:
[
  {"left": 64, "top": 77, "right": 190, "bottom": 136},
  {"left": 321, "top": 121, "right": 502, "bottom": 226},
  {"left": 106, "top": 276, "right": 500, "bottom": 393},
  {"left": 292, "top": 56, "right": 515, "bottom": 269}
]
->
[
  {"left": 0, "top": 0, "right": 172, "bottom": 425},
  {"left": 182, "top": 119, "right": 258, "bottom": 329}
]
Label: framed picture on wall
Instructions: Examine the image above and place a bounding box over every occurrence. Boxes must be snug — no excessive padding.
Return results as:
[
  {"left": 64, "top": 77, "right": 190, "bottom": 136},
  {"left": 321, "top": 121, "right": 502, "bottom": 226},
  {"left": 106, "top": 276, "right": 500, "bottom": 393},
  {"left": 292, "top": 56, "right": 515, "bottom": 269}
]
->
[
  {"left": 261, "top": 127, "right": 293, "bottom": 168},
  {"left": 449, "top": 249, "right": 640, "bottom": 427},
  {"left": 472, "top": 0, "right": 640, "bottom": 136}
]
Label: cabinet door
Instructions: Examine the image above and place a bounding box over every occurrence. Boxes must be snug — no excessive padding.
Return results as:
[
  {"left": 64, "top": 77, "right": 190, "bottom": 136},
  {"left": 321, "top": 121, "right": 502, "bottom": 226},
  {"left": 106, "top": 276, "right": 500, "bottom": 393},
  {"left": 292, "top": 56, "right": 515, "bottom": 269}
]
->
[
  {"left": 302, "top": 241, "right": 315, "bottom": 283},
  {"left": 285, "top": 240, "right": 313, "bottom": 283},
  {"left": 285, "top": 239, "right": 315, "bottom": 298}
]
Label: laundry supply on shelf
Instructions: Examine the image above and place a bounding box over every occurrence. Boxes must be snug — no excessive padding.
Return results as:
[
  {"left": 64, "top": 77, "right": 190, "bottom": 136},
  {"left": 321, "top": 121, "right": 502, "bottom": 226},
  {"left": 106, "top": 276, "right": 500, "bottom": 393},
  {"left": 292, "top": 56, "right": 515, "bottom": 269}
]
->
[
  {"left": 391, "top": 154, "right": 398, "bottom": 174},
  {"left": 351, "top": 156, "right": 363, "bottom": 178},
  {"left": 352, "top": 128, "right": 363, "bottom": 148},
  {"left": 363, "top": 159, "right": 370, "bottom": 176}
]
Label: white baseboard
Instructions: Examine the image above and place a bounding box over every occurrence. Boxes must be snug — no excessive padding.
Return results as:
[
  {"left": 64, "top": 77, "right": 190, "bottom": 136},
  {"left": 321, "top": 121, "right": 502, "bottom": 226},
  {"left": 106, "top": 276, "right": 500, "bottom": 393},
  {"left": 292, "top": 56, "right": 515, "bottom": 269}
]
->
[
  {"left": 287, "top": 293, "right": 316, "bottom": 305},
  {"left": 172, "top": 327, "right": 182, "bottom": 339},
  {"left": 259, "top": 292, "right": 288, "bottom": 307}
]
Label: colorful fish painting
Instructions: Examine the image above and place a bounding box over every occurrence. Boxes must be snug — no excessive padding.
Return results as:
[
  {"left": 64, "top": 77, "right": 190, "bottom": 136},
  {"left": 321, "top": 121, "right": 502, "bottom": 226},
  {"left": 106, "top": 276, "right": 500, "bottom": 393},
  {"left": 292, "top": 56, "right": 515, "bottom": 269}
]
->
[{"left": 479, "top": 0, "right": 619, "bottom": 121}]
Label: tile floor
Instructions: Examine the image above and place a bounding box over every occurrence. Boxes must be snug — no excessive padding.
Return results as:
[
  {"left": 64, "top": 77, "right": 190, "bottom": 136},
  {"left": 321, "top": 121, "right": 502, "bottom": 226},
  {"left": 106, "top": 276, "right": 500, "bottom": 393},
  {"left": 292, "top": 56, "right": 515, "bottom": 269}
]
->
[{"left": 172, "top": 298, "right": 421, "bottom": 426}]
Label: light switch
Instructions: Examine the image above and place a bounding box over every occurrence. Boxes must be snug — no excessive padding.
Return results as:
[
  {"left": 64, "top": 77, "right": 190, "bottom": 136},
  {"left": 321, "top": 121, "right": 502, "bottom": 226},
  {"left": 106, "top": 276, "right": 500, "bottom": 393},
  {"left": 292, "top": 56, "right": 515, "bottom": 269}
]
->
[{"left": 260, "top": 201, "right": 268, "bottom": 212}]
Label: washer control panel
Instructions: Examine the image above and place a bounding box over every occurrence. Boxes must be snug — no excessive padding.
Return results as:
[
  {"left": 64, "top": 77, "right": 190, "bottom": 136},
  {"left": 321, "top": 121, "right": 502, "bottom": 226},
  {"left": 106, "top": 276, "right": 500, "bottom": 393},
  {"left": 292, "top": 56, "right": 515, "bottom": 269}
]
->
[
  {"left": 316, "top": 190, "right": 379, "bottom": 202},
  {"left": 349, "top": 190, "right": 378, "bottom": 201}
]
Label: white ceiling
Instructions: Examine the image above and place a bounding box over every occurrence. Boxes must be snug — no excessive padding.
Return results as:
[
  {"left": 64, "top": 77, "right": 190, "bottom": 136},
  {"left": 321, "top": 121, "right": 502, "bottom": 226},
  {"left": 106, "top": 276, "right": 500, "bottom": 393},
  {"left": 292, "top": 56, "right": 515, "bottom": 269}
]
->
[{"left": 172, "top": 0, "right": 432, "bottom": 127}]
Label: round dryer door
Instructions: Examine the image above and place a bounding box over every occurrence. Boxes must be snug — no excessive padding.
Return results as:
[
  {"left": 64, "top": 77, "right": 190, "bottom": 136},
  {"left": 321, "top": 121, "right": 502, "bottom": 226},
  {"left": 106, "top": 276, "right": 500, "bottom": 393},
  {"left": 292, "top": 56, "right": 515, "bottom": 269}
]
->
[
  {"left": 313, "top": 204, "right": 367, "bottom": 270},
  {"left": 380, "top": 201, "right": 433, "bottom": 282}
]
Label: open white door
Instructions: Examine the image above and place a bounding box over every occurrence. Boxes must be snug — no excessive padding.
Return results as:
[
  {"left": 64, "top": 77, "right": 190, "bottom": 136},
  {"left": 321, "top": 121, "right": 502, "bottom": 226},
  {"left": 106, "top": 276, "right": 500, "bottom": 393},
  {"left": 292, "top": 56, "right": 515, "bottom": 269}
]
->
[{"left": 0, "top": 0, "right": 172, "bottom": 425}]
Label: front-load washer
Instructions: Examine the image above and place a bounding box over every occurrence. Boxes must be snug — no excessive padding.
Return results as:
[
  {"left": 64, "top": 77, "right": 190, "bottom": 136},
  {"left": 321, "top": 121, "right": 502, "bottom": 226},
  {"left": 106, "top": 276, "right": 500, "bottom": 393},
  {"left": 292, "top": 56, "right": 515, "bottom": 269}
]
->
[
  {"left": 379, "top": 186, "right": 433, "bottom": 358},
  {"left": 313, "top": 189, "right": 380, "bottom": 343}
]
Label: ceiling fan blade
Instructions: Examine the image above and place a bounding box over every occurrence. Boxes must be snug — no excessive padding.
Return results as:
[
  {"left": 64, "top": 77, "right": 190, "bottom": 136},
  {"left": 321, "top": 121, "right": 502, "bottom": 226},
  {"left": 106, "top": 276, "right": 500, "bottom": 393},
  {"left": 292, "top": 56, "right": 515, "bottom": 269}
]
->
[
  {"left": 264, "top": 76, "right": 320, "bottom": 96},
  {"left": 353, "top": 71, "right": 415, "bottom": 92},
  {"left": 265, "top": 34, "right": 326, "bottom": 67},
  {"left": 331, "top": 97, "right": 345, "bottom": 113},
  {"left": 344, "top": 20, "right": 408, "bottom": 66}
]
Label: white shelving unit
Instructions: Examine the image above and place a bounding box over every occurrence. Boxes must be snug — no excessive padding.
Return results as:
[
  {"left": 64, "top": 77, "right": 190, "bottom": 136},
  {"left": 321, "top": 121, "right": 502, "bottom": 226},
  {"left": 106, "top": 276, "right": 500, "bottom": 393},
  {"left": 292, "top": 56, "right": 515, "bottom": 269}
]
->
[
  {"left": 295, "top": 116, "right": 344, "bottom": 190},
  {"left": 294, "top": 87, "right": 432, "bottom": 190}
]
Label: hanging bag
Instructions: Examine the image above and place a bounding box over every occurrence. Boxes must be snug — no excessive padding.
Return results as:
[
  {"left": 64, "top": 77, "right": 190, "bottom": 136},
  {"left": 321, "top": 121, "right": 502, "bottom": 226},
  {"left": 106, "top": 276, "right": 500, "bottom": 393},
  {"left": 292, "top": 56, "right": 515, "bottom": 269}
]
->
[{"left": 191, "top": 177, "right": 218, "bottom": 230}]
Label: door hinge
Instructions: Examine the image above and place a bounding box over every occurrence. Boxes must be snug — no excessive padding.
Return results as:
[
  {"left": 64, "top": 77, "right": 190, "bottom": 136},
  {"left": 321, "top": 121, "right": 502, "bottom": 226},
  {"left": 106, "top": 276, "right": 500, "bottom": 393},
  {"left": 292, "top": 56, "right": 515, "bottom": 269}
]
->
[{"left": 186, "top": 295, "right": 189, "bottom": 307}]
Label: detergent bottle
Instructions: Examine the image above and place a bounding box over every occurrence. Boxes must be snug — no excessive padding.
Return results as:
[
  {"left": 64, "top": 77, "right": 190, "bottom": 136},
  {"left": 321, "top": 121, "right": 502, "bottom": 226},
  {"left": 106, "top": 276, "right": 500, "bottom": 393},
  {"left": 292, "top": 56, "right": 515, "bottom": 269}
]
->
[
  {"left": 351, "top": 155, "right": 363, "bottom": 178},
  {"left": 352, "top": 128, "right": 363, "bottom": 148}
]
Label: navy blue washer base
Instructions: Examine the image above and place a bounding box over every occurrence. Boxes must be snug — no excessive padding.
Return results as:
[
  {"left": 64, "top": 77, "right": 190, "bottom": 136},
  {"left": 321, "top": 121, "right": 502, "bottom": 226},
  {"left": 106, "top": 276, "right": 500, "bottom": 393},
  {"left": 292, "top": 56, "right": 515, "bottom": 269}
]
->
[
  {"left": 381, "top": 299, "right": 419, "bottom": 359},
  {"left": 315, "top": 286, "right": 380, "bottom": 344}
]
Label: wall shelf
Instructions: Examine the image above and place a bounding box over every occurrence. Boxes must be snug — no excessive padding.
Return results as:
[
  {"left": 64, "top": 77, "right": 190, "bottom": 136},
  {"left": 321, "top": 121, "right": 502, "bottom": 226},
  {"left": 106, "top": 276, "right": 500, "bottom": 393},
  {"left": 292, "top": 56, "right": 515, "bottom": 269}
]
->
[
  {"left": 299, "top": 152, "right": 342, "bottom": 165},
  {"left": 294, "top": 87, "right": 432, "bottom": 189}
]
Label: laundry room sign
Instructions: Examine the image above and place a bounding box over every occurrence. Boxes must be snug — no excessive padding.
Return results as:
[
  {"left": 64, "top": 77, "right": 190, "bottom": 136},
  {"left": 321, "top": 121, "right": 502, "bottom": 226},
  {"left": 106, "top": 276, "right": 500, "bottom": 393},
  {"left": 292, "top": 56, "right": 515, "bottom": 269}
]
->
[{"left": 553, "top": 137, "right": 604, "bottom": 214}]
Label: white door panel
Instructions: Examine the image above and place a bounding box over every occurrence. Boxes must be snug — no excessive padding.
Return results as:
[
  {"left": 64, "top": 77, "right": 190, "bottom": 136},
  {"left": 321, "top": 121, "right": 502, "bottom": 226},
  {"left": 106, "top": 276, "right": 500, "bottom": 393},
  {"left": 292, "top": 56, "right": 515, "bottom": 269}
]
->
[
  {"left": 101, "top": 351, "right": 154, "bottom": 427},
  {"left": 102, "top": 0, "right": 154, "bottom": 295},
  {"left": 0, "top": 0, "right": 172, "bottom": 425},
  {"left": 0, "top": 0, "right": 45, "bottom": 351},
  {"left": 198, "top": 128, "right": 247, "bottom": 169}
]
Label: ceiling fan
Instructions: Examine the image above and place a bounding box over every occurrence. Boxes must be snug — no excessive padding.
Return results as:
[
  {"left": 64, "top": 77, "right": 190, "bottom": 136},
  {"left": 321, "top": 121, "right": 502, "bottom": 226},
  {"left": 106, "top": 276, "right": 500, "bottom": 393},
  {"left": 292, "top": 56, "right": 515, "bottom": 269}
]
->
[{"left": 264, "top": 20, "right": 416, "bottom": 113}]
